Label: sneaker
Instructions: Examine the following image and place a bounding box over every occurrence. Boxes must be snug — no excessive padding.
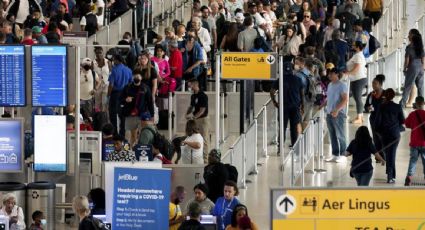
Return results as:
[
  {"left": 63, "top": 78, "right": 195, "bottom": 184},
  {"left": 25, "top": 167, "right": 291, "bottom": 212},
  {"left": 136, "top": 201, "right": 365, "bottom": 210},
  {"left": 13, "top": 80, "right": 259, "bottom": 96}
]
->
[
  {"left": 325, "top": 156, "right": 337, "bottom": 162},
  {"left": 335, "top": 156, "right": 347, "bottom": 163},
  {"left": 405, "top": 176, "right": 412, "bottom": 186},
  {"left": 387, "top": 178, "right": 396, "bottom": 184}
]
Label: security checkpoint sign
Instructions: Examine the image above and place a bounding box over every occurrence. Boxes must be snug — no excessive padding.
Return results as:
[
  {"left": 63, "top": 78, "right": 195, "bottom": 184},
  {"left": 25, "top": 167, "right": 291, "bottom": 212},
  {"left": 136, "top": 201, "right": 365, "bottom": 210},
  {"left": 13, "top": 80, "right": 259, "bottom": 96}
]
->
[
  {"left": 271, "top": 188, "right": 425, "bottom": 230},
  {"left": 221, "top": 52, "right": 277, "bottom": 80}
]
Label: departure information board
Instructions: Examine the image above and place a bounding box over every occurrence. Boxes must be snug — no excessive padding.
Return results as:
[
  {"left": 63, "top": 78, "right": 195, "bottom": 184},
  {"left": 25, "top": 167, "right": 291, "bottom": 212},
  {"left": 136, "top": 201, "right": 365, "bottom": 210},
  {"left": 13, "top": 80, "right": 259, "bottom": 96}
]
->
[
  {"left": 0, "top": 46, "right": 26, "bottom": 106},
  {"left": 32, "top": 46, "right": 67, "bottom": 106}
]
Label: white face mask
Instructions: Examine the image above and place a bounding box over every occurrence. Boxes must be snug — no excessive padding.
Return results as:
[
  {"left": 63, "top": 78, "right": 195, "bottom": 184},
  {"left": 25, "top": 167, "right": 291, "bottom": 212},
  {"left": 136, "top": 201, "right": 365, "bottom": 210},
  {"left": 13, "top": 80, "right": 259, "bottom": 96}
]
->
[
  {"left": 188, "top": 87, "right": 193, "bottom": 92},
  {"left": 41, "top": 219, "right": 47, "bottom": 225}
]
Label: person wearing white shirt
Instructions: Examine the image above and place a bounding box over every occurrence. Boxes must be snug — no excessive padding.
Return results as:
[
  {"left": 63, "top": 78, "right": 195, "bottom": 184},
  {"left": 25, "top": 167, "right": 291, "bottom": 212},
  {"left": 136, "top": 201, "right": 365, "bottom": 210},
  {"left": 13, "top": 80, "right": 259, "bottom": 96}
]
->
[
  {"left": 181, "top": 120, "right": 204, "bottom": 164},
  {"left": 344, "top": 41, "right": 367, "bottom": 124},
  {"left": 80, "top": 58, "right": 100, "bottom": 116},
  {"left": 0, "top": 193, "right": 25, "bottom": 230},
  {"left": 94, "top": 0, "right": 105, "bottom": 26},
  {"left": 224, "top": 0, "right": 244, "bottom": 18},
  {"left": 247, "top": 2, "right": 267, "bottom": 38},
  {"left": 192, "top": 16, "right": 212, "bottom": 53}
]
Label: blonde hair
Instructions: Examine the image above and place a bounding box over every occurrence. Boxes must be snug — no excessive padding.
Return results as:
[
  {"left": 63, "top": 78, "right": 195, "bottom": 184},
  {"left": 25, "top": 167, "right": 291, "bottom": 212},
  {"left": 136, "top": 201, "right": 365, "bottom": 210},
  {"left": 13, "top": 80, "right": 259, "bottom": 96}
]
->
[
  {"left": 2, "top": 193, "right": 16, "bottom": 205},
  {"left": 72, "top": 195, "right": 90, "bottom": 216}
]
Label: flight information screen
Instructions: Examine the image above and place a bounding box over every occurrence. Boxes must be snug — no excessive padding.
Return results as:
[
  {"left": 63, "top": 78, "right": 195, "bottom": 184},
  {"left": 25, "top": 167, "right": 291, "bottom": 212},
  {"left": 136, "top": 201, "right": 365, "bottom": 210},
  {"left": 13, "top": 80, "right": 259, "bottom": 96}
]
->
[
  {"left": 32, "top": 46, "right": 67, "bottom": 106},
  {"left": 0, "top": 46, "right": 26, "bottom": 106}
]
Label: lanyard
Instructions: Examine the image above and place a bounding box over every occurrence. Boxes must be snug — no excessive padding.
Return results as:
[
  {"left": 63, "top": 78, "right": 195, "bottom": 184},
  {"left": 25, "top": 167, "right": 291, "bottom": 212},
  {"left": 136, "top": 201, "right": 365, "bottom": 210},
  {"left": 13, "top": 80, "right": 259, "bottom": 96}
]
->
[{"left": 220, "top": 198, "right": 234, "bottom": 228}]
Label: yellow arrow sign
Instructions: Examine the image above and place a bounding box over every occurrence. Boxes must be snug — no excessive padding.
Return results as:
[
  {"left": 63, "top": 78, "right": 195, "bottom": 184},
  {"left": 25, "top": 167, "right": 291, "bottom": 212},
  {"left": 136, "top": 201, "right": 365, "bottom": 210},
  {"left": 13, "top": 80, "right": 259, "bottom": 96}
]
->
[
  {"left": 221, "top": 52, "right": 277, "bottom": 80},
  {"left": 271, "top": 188, "right": 425, "bottom": 229}
]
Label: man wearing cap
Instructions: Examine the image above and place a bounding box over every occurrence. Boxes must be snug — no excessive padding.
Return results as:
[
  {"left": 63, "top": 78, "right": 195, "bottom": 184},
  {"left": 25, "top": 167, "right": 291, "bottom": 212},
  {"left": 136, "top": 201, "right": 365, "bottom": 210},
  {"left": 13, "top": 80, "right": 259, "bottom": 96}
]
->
[
  {"left": 31, "top": 26, "right": 47, "bottom": 44},
  {"left": 247, "top": 1, "right": 267, "bottom": 38},
  {"left": 204, "top": 149, "right": 229, "bottom": 203},
  {"left": 168, "top": 39, "right": 183, "bottom": 90},
  {"left": 80, "top": 58, "right": 99, "bottom": 118},
  {"left": 108, "top": 54, "right": 133, "bottom": 137},
  {"left": 324, "top": 67, "right": 349, "bottom": 163},
  {"left": 404, "top": 96, "right": 425, "bottom": 186},
  {"left": 186, "top": 78, "right": 209, "bottom": 162}
]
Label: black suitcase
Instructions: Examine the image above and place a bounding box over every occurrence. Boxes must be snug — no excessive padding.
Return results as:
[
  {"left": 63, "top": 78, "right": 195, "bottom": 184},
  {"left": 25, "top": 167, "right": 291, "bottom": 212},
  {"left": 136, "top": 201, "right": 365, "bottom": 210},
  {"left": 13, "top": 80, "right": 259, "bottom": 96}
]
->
[{"left": 157, "top": 110, "right": 169, "bottom": 130}]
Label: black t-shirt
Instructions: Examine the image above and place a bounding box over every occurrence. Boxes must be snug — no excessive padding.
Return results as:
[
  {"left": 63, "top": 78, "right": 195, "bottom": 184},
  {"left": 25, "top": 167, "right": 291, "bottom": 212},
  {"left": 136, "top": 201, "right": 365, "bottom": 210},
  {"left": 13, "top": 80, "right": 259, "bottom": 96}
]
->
[
  {"left": 141, "top": 67, "right": 158, "bottom": 91},
  {"left": 178, "top": 219, "right": 206, "bottom": 230},
  {"left": 347, "top": 140, "right": 377, "bottom": 173},
  {"left": 190, "top": 91, "right": 208, "bottom": 118},
  {"left": 203, "top": 162, "right": 229, "bottom": 203},
  {"left": 279, "top": 73, "right": 303, "bottom": 108},
  {"left": 79, "top": 216, "right": 97, "bottom": 230},
  {"left": 52, "top": 13, "right": 73, "bottom": 31}
]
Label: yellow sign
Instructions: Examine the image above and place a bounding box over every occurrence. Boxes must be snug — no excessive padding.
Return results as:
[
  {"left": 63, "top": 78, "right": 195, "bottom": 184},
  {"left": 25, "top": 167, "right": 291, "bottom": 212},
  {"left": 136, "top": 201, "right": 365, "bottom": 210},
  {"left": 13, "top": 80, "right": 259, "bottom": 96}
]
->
[
  {"left": 221, "top": 52, "right": 277, "bottom": 80},
  {"left": 271, "top": 188, "right": 425, "bottom": 230}
]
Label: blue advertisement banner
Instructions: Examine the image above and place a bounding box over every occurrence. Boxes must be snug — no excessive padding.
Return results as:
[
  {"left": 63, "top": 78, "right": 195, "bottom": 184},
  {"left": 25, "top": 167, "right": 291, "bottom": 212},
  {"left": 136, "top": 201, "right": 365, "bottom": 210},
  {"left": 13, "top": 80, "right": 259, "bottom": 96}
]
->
[{"left": 112, "top": 167, "right": 171, "bottom": 229}]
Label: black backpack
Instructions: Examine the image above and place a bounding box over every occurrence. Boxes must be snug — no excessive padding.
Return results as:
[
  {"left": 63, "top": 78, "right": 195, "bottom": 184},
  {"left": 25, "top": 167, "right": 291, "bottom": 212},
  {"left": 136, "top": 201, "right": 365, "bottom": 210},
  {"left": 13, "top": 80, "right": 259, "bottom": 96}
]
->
[
  {"left": 254, "top": 28, "right": 272, "bottom": 52},
  {"left": 144, "top": 127, "right": 174, "bottom": 160},
  {"left": 368, "top": 34, "right": 381, "bottom": 55},
  {"left": 85, "top": 216, "right": 109, "bottom": 230},
  {"left": 224, "top": 164, "right": 238, "bottom": 184}
]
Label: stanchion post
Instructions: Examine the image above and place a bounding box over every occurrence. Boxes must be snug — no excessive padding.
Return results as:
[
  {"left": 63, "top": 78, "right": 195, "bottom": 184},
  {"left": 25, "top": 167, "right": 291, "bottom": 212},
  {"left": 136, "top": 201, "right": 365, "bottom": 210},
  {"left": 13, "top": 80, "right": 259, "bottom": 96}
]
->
[
  {"left": 75, "top": 47, "right": 81, "bottom": 199},
  {"left": 279, "top": 55, "right": 284, "bottom": 186},
  {"left": 220, "top": 92, "right": 225, "bottom": 143},
  {"left": 263, "top": 105, "right": 268, "bottom": 157},
  {"left": 168, "top": 92, "right": 173, "bottom": 140},
  {"left": 402, "top": 0, "right": 407, "bottom": 19},
  {"left": 215, "top": 53, "right": 220, "bottom": 149},
  {"left": 253, "top": 118, "right": 258, "bottom": 174},
  {"left": 241, "top": 134, "right": 247, "bottom": 189}
]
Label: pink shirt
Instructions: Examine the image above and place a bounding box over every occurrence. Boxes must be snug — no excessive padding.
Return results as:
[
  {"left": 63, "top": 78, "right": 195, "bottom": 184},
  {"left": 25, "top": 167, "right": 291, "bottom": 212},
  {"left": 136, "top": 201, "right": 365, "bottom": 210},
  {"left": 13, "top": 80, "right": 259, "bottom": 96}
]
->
[{"left": 151, "top": 56, "right": 171, "bottom": 78}]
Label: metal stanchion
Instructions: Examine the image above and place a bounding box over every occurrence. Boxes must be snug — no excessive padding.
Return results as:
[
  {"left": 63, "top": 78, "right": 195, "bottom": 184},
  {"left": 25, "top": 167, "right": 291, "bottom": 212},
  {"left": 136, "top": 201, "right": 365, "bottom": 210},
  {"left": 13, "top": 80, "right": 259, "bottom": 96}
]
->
[
  {"left": 279, "top": 55, "right": 285, "bottom": 186},
  {"left": 75, "top": 47, "right": 81, "bottom": 199},
  {"left": 305, "top": 120, "right": 316, "bottom": 175},
  {"left": 215, "top": 53, "right": 220, "bottom": 149},
  {"left": 402, "top": 0, "right": 408, "bottom": 19},
  {"left": 314, "top": 112, "right": 327, "bottom": 173},
  {"left": 220, "top": 92, "right": 225, "bottom": 143},
  {"left": 241, "top": 134, "right": 247, "bottom": 189},
  {"left": 300, "top": 135, "right": 304, "bottom": 187},
  {"left": 263, "top": 104, "right": 268, "bottom": 157},
  {"left": 253, "top": 118, "right": 258, "bottom": 174},
  {"left": 168, "top": 92, "right": 173, "bottom": 140}
]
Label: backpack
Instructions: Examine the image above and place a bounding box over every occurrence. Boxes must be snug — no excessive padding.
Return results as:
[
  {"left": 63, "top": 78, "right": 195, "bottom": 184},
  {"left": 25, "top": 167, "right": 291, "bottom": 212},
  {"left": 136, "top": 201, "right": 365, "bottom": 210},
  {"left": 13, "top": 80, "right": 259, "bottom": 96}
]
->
[
  {"left": 144, "top": 127, "right": 174, "bottom": 160},
  {"left": 158, "top": 76, "right": 177, "bottom": 97},
  {"left": 368, "top": 34, "right": 380, "bottom": 55},
  {"left": 224, "top": 164, "right": 238, "bottom": 184},
  {"left": 254, "top": 28, "right": 272, "bottom": 52},
  {"left": 304, "top": 74, "right": 325, "bottom": 106},
  {"left": 324, "top": 41, "right": 340, "bottom": 67}
]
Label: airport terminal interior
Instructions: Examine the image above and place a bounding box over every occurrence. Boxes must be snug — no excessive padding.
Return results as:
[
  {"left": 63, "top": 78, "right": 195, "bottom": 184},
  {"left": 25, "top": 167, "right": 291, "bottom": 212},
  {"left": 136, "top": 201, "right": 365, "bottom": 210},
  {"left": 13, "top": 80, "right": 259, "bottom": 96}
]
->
[{"left": 0, "top": 0, "right": 424, "bottom": 229}]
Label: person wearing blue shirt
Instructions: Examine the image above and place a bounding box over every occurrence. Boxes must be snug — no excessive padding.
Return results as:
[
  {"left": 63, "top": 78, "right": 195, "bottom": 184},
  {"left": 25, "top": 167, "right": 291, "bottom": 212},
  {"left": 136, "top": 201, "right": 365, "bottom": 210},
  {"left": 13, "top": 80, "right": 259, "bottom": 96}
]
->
[
  {"left": 354, "top": 20, "right": 370, "bottom": 59},
  {"left": 108, "top": 54, "right": 132, "bottom": 137},
  {"left": 183, "top": 35, "right": 204, "bottom": 79},
  {"left": 324, "top": 67, "right": 349, "bottom": 163},
  {"left": 213, "top": 181, "right": 240, "bottom": 230}
]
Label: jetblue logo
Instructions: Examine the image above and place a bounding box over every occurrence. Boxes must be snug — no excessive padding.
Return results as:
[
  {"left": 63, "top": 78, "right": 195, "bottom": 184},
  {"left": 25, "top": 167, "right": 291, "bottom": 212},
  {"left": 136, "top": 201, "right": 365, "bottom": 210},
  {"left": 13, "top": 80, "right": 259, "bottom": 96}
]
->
[{"left": 118, "top": 174, "right": 138, "bottom": 181}]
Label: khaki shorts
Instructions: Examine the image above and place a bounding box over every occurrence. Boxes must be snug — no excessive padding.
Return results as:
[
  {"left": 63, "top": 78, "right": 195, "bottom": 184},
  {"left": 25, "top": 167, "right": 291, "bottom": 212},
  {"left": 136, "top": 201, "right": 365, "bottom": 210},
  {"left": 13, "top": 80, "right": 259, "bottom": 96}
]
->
[{"left": 125, "top": 116, "right": 141, "bottom": 131}]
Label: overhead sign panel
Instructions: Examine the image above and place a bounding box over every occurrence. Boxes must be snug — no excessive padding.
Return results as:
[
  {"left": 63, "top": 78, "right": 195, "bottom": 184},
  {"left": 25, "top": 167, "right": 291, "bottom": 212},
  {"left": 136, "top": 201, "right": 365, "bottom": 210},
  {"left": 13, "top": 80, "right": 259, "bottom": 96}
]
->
[
  {"left": 0, "top": 45, "right": 26, "bottom": 106},
  {"left": 271, "top": 188, "right": 425, "bottom": 230},
  {"left": 221, "top": 52, "right": 277, "bottom": 80}
]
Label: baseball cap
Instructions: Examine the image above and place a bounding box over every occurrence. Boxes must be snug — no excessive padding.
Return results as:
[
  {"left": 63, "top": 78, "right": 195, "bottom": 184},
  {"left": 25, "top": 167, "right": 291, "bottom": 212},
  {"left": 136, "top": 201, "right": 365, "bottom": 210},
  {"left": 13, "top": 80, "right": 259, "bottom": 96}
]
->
[
  {"left": 325, "top": 63, "right": 335, "bottom": 70},
  {"left": 248, "top": 2, "right": 256, "bottom": 8},
  {"left": 32, "top": 26, "right": 42, "bottom": 34},
  {"left": 81, "top": 58, "right": 92, "bottom": 66},
  {"left": 140, "top": 112, "right": 152, "bottom": 121}
]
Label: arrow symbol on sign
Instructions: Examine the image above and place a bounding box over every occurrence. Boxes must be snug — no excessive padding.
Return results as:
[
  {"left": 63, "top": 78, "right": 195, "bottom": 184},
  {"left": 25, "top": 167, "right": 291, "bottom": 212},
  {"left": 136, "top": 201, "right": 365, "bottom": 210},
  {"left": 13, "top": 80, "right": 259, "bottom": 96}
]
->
[
  {"left": 279, "top": 197, "right": 294, "bottom": 212},
  {"left": 266, "top": 55, "right": 275, "bottom": 64}
]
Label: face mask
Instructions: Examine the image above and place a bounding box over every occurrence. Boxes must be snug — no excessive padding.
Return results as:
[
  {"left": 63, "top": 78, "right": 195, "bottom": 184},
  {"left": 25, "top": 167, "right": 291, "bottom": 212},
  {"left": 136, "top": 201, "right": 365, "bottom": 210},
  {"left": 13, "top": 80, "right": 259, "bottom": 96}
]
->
[
  {"left": 294, "top": 64, "right": 300, "bottom": 71},
  {"left": 188, "top": 87, "right": 193, "bottom": 92},
  {"left": 133, "top": 78, "right": 141, "bottom": 84},
  {"left": 89, "top": 202, "right": 94, "bottom": 209},
  {"left": 40, "top": 219, "right": 47, "bottom": 225},
  {"left": 83, "top": 65, "right": 91, "bottom": 71}
]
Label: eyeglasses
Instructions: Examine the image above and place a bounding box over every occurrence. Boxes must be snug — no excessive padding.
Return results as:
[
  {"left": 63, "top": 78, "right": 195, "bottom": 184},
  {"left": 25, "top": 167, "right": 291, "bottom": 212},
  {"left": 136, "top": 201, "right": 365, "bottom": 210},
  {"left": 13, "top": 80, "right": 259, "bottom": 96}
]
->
[{"left": 304, "top": 15, "right": 310, "bottom": 18}]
